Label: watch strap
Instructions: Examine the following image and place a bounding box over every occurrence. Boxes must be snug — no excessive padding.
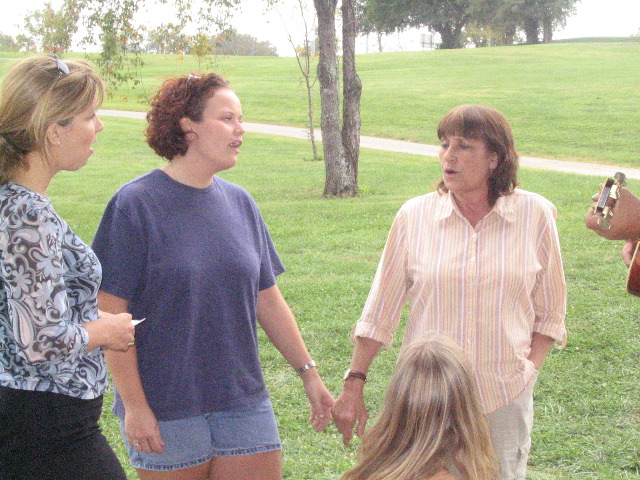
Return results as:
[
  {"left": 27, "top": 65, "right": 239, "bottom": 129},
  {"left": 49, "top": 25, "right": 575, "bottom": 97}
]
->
[{"left": 344, "top": 369, "right": 367, "bottom": 383}]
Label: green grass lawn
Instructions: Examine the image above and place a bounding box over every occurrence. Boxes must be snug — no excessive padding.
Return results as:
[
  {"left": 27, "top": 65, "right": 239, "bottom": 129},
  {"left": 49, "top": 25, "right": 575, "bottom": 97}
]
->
[
  {"left": 1, "top": 40, "right": 639, "bottom": 166},
  {"left": 44, "top": 114, "right": 640, "bottom": 479},
  {"left": 2, "top": 42, "right": 640, "bottom": 478}
]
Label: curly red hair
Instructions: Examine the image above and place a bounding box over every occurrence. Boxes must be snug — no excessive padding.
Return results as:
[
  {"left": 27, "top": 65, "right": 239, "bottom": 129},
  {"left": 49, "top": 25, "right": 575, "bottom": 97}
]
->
[{"left": 146, "top": 73, "right": 231, "bottom": 160}]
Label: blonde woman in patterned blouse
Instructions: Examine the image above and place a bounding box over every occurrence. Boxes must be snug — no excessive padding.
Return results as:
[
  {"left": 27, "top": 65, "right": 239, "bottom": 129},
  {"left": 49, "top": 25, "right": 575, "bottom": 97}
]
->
[{"left": 0, "top": 54, "right": 135, "bottom": 479}]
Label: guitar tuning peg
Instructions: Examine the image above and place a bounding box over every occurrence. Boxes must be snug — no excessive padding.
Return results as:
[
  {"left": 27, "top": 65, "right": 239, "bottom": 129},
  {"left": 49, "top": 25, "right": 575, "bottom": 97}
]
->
[{"left": 614, "top": 171, "right": 627, "bottom": 188}]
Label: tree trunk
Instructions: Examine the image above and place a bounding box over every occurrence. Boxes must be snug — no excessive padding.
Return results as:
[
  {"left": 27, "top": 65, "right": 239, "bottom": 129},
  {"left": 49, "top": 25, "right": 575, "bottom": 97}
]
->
[
  {"left": 503, "top": 23, "right": 517, "bottom": 45},
  {"left": 542, "top": 15, "right": 553, "bottom": 43},
  {"left": 314, "top": 0, "right": 359, "bottom": 197},
  {"left": 340, "top": 0, "right": 361, "bottom": 196},
  {"left": 523, "top": 16, "right": 540, "bottom": 44},
  {"left": 436, "top": 23, "right": 464, "bottom": 49}
]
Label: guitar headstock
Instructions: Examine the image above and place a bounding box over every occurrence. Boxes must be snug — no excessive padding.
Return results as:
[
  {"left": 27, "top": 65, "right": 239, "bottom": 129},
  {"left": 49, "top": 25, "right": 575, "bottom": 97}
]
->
[{"left": 592, "top": 172, "right": 627, "bottom": 230}]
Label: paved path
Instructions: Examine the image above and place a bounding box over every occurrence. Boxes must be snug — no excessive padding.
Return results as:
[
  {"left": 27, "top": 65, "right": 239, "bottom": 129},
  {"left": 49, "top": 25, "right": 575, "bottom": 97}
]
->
[{"left": 99, "top": 109, "right": 640, "bottom": 180}]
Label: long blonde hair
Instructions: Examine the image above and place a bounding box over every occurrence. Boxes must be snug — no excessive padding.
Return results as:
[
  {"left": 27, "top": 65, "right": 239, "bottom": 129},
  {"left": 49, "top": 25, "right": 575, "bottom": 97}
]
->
[
  {"left": 341, "top": 334, "right": 498, "bottom": 480},
  {"left": 0, "top": 54, "right": 104, "bottom": 183}
]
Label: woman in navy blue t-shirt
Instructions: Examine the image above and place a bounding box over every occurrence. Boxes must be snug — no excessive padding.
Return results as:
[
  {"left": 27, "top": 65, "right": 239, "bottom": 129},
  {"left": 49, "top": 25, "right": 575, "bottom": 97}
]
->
[{"left": 93, "top": 73, "right": 334, "bottom": 480}]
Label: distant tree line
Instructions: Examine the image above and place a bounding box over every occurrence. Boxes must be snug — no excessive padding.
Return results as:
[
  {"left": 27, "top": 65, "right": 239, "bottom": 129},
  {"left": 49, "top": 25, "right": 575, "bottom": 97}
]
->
[
  {"left": 145, "top": 27, "right": 277, "bottom": 56},
  {"left": 358, "top": 0, "right": 580, "bottom": 49},
  {"left": 0, "top": 18, "right": 277, "bottom": 57}
]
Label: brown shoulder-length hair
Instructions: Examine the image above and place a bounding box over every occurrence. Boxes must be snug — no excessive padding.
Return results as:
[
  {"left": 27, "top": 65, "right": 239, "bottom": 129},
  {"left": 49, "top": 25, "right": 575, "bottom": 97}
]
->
[
  {"left": 437, "top": 104, "right": 519, "bottom": 206},
  {"left": 146, "top": 73, "right": 231, "bottom": 160},
  {"left": 340, "top": 334, "right": 498, "bottom": 480}
]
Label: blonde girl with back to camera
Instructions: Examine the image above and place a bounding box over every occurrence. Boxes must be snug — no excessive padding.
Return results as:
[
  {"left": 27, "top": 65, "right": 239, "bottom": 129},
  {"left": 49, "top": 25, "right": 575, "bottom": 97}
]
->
[{"left": 340, "top": 334, "right": 498, "bottom": 480}]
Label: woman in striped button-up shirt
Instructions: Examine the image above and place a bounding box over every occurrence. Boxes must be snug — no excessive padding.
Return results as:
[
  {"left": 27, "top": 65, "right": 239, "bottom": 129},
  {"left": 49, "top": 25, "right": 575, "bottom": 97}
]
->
[{"left": 333, "top": 105, "right": 566, "bottom": 480}]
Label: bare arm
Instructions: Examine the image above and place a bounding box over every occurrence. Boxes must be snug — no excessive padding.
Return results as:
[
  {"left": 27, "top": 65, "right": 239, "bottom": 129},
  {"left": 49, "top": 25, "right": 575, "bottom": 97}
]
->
[
  {"left": 528, "top": 332, "right": 555, "bottom": 370},
  {"left": 98, "top": 291, "right": 165, "bottom": 454},
  {"left": 257, "top": 284, "right": 334, "bottom": 432},
  {"left": 331, "top": 336, "right": 383, "bottom": 445}
]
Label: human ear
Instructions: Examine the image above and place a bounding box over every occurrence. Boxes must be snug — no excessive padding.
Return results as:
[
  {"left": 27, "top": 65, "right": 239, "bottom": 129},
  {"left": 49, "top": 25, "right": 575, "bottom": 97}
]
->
[
  {"left": 489, "top": 154, "right": 499, "bottom": 171},
  {"left": 179, "top": 117, "right": 198, "bottom": 141},
  {"left": 179, "top": 117, "right": 193, "bottom": 133},
  {"left": 45, "top": 123, "right": 63, "bottom": 147}
]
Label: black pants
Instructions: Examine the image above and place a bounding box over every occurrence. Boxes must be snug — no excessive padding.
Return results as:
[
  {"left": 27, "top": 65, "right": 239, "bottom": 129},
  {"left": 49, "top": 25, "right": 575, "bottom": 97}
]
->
[{"left": 0, "top": 386, "right": 127, "bottom": 480}]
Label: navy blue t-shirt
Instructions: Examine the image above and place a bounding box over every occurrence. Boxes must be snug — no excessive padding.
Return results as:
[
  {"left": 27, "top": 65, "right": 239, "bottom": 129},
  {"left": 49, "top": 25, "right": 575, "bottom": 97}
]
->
[{"left": 92, "top": 169, "right": 284, "bottom": 420}]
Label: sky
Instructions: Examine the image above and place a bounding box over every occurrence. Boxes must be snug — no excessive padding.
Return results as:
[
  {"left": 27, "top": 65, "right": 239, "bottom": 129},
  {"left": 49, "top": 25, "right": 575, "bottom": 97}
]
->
[{"left": 1, "top": 0, "right": 639, "bottom": 56}]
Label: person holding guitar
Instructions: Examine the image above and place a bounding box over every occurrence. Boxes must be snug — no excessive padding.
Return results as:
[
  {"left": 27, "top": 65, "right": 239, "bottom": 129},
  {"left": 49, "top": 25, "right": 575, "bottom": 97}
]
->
[{"left": 585, "top": 175, "right": 640, "bottom": 294}]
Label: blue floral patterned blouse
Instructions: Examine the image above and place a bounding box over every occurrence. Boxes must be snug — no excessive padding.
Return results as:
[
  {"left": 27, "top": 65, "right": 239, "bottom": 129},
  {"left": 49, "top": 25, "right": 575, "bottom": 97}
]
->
[{"left": 0, "top": 182, "right": 107, "bottom": 399}]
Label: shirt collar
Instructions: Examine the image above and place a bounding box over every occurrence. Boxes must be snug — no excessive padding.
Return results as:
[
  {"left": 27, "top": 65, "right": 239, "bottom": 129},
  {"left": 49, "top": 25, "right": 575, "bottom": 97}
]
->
[{"left": 435, "top": 190, "right": 517, "bottom": 223}]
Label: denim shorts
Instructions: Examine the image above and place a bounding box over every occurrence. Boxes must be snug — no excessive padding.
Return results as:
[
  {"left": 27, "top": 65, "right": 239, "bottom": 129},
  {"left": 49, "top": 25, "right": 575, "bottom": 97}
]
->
[{"left": 121, "top": 397, "right": 281, "bottom": 471}]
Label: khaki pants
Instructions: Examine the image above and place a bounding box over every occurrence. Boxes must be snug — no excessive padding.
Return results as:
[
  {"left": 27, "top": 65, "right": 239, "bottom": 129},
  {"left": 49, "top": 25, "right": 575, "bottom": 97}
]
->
[{"left": 486, "top": 373, "right": 537, "bottom": 480}]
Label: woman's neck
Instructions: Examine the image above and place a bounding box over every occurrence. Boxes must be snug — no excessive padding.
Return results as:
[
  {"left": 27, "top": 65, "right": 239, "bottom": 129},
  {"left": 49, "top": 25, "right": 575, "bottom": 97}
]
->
[
  {"left": 11, "top": 152, "right": 54, "bottom": 196},
  {"left": 163, "top": 156, "right": 216, "bottom": 189},
  {"left": 451, "top": 191, "right": 492, "bottom": 228}
]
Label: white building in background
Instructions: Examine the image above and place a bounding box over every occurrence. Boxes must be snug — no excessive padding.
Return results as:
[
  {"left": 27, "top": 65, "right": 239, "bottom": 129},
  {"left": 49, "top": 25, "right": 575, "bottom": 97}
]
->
[{"left": 355, "top": 29, "right": 437, "bottom": 54}]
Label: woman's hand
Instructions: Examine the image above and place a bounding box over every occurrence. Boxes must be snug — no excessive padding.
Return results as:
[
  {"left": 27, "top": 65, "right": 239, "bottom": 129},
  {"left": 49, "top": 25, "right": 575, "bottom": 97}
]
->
[
  {"left": 331, "top": 379, "right": 369, "bottom": 446},
  {"left": 124, "top": 405, "right": 165, "bottom": 454},
  {"left": 300, "top": 369, "right": 335, "bottom": 432},
  {"left": 85, "top": 311, "right": 135, "bottom": 352}
]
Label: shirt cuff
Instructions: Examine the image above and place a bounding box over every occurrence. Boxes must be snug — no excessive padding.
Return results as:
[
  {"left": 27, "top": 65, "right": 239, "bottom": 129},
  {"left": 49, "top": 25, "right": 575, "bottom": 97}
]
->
[
  {"left": 351, "top": 321, "right": 394, "bottom": 348},
  {"left": 533, "top": 322, "right": 567, "bottom": 349}
]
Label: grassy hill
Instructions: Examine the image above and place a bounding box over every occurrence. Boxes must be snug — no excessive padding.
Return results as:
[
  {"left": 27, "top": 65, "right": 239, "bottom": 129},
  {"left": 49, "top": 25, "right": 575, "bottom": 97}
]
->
[
  {"left": 2, "top": 43, "right": 640, "bottom": 479},
  {"left": 2, "top": 40, "right": 639, "bottom": 166}
]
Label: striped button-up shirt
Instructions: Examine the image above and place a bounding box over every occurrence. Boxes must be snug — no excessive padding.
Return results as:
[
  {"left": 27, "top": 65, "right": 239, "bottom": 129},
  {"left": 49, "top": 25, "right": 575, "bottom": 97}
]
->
[{"left": 353, "top": 189, "right": 567, "bottom": 413}]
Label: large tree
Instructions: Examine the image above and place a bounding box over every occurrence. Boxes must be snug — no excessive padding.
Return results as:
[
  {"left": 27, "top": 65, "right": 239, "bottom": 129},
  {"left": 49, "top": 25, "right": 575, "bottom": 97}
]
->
[
  {"left": 81, "top": 0, "right": 145, "bottom": 91},
  {"left": 0, "top": 33, "right": 18, "bottom": 52},
  {"left": 146, "top": 23, "right": 190, "bottom": 54},
  {"left": 78, "top": 0, "right": 241, "bottom": 90},
  {"left": 363, "top": 0, "right": 473, "bottom": 49},
  {"left": 483, "top": 0, "right": 579, "bottom": 44},
  {"left": 212, "top": 29, "right": 278, "bottom": 56},
  {"left": 23, "top": 0, "right": 82, "bottom": 52},
  {"left": 314, "top": 0, "right": 362, "bottom": 197},
  {"left": 538, "top": 0, "right": 579, "bottom": 43}
]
